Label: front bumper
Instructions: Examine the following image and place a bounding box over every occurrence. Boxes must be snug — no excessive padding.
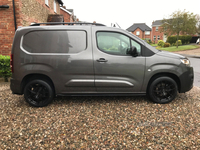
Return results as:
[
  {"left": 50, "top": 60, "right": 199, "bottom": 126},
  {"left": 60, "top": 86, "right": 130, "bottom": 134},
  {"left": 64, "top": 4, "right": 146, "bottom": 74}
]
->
[{"left": 179, "top": 66, "right": 194, "bottom": 93}]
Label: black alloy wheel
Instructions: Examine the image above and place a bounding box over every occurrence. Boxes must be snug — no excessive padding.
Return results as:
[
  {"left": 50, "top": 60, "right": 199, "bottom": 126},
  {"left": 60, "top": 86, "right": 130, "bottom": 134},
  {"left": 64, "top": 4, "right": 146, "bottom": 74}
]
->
[
  {"left": 148, "top": 77, "right": 177, "bottom": 104},
  {"left": 24, "top": 80, "right": 54, "bottom": 107}
]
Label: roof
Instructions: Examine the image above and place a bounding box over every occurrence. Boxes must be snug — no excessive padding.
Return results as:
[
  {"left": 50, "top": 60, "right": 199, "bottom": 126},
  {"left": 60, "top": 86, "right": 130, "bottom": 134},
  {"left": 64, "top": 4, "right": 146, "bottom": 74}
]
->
[
  {"left": 152, "top": 20, "right": 163, "bottom": 26},
  {"left": 60, "top": 7, "right": 72, "bottom": 15},
  {"left": 67, "top": 9, "right": 74, "bottom": 13},
  {"left": 57, "top": 0, "right": 63, "bottom": 5},
  {"left": 126, "top": 23, "right": 151, "bottom": 32}
]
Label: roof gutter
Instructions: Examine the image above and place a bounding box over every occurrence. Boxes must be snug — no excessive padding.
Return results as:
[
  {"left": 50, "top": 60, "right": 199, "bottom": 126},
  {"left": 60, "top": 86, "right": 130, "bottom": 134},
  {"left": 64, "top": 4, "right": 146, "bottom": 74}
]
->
[{"left": 12, "top": 0, "right": 17, "bottom": 31}]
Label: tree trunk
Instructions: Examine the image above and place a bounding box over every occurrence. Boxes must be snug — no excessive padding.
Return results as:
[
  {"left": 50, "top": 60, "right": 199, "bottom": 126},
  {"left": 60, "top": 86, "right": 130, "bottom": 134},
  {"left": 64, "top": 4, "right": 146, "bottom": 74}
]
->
[{"left": 176, "top": 32, "right": 179, "bottom": 48}]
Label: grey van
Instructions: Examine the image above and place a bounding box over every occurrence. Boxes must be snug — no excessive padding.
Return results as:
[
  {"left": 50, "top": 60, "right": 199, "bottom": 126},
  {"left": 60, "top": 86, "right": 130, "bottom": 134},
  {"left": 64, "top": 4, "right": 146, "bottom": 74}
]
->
[{"left": 10, "top": 22, "right": 193, "bottom": 107}]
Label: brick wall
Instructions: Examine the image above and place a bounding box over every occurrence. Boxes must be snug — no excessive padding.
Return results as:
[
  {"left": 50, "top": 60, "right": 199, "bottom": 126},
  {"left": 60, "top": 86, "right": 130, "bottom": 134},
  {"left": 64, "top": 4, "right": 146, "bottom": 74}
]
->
[
  {"left": 0, "top": 0, "right": 17, "bottom": 55},
  {"left": 0, "top": 0, "right": 61, "bottom": 55},
  {"left": 60, "top": 8, "right": 71, "bottom": 22},
  {"left": 20, "top": 0, "right": 60, "bottom": 26}
]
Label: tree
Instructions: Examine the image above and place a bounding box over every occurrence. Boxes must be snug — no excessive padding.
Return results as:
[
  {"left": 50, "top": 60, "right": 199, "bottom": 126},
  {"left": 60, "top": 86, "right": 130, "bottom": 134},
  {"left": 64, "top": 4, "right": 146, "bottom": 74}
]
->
[
  {"left": 160, "top": 10, "right": 197, "bottom": 48},
  {"left": 196, "top": 14, "right": 200, "bottom": 35}
]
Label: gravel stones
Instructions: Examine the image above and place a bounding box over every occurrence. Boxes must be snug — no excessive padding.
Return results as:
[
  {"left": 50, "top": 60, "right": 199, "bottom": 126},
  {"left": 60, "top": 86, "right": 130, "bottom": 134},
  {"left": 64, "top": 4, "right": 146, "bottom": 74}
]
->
[{"left": 0, "top": 82, "right": 200, "bottom": 149}]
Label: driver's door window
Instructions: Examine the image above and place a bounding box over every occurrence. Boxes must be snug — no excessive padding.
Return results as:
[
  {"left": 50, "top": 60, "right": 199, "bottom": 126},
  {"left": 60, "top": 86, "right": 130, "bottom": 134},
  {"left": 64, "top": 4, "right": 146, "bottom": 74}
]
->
[
  {"left": 131, "top": 40, "right": 141, "bottom": 54},
  {"left": 97, "top": 32, "right": 130, "bottom": 56}
]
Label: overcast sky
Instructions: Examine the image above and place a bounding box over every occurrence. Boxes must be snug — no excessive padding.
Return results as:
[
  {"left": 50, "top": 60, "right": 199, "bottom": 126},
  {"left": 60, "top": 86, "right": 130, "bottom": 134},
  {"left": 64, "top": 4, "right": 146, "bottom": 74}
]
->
[{"left": 62, "top": 0, "right": 200, "bottom": 30}]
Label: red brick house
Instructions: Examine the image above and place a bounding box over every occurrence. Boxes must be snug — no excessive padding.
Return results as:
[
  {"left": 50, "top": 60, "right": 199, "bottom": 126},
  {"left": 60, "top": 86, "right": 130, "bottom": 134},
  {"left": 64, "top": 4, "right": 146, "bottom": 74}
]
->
[
  {"left": 126, "top": 23, "right": 152, "bottom": 40},
  {"left": 0, "top": 0, "right": 64, "bottom": 55},
  {"left": 151, "top": 20, "right": 167, "bottom": 43},
  {"left": 152, "top": 19, "right": 199, "bottom": 43}
]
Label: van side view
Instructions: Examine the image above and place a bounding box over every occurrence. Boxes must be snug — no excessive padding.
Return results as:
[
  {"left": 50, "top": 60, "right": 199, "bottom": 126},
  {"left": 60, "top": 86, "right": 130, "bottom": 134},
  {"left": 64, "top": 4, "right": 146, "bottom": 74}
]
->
[{"left": 10, "top": 22, "right": 194, "bottom": 107}]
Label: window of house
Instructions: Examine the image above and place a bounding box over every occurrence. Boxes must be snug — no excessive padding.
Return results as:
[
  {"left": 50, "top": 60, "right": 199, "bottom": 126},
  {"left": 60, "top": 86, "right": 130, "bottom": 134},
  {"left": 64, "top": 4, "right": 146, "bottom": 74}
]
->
[
  {"left": 96, "top": 32, "right": 141, "bottom": 56},
  {"left": 145, "top": 31, "right": 150, "bottom": 35},
  {"left": 136, "top": 31, "right": 140, "bottom": 36},
  {"left": 45, "top": 0, "right": 48, "bottom": 6},
  {"left": 156, "top": 26, "right": 158, "bottom": 31},
  {"left": 22, "top": 31, "right": 87, "bottom": 54},
  {"left": 153, "top": 36, "right": 156, "bottom": 41},
  {"left": 157, "top": 35, "right": 160, "bottom": 40},
  {"left": 54, "top": 0, "right": 57, "bottom": 13}
]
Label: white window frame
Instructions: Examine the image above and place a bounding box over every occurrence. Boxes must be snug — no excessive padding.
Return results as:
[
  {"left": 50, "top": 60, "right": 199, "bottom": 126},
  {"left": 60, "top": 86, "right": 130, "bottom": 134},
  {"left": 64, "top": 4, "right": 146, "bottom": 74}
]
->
[
  {"left": 45, "top": 0, "right": 48, "bottom": 6},
  {"left": 145, "top": 31, "right": 150, "bottom": 35},
  {"left": 156, "top": 26, "right": 158, "bottom": 31},
  {"left": 157, "top": 35, "right": 160, "bottom": 40},
  {"left": 153, "top": 36, "right": 156, "bottom": 41},
  {"left": 54, "top": 0, "right": 57, "bottom": 13},
  {"left": 136, "top": 31, "right": 140, "bottom": 36}
]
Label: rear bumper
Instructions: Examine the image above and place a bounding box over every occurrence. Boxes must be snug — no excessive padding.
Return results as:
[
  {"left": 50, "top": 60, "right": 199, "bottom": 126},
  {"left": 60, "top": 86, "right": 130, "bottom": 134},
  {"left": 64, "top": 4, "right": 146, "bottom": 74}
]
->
[
  {"left": 179, "top": 67, "right": 194, "bottom": 93},
  {"left": 10, "top": 78, "right": 23, "bottom": 95}
]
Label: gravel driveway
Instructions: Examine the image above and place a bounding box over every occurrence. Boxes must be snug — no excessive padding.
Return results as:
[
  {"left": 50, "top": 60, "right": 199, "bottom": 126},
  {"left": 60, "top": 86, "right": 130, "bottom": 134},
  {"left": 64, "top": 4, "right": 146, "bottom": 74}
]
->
[{"left": 1, "top": 82, "right": 200, "bottom": 149}]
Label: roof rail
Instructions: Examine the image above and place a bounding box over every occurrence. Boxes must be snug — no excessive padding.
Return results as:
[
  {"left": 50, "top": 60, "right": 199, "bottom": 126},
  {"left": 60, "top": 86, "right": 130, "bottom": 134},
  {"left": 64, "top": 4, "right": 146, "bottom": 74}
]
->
[{"left": 30, "top": 22, "right": 106, "bottom": 26}]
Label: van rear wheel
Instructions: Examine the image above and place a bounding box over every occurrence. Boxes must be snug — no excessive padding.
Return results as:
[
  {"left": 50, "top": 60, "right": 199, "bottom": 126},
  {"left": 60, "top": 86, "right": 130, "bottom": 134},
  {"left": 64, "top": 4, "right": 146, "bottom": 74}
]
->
[
  {"left": 148, "top": 77, "right": 177, "bottom": 104},
  {"left": 24, "top": 79, "right": 54, "bottom": 107}
]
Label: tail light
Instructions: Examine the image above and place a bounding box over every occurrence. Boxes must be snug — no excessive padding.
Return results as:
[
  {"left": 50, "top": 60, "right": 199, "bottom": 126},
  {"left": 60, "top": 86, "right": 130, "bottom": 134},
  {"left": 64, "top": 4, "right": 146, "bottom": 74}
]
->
[{"left": 10, "top": 54, "right": 13, "bottom": 73}]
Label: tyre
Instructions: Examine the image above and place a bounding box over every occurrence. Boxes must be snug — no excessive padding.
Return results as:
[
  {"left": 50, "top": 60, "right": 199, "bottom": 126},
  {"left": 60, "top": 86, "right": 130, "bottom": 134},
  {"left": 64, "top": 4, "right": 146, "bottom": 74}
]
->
[
  {"left": 24, "top": 79, "right": 54, "bottom": 107},
  {"left": 148, "top": 77, "right": 177, "bottom": 104}
]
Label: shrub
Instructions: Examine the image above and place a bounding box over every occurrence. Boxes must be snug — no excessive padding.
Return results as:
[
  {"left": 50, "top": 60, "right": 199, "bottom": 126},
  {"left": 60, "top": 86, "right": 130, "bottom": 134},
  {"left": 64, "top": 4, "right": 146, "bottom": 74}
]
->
[
  {"left": 148, "top": 39, "right": 152, "bottom": 44},
  {"left": 0, "top": 55, "right": 12, "bottom": 82},
  {"left": 157, "top": 40, "right": 165, "bottom": 47},
  {"left": 175, "top": 40, "right": 182, "bottom": 46},
  {"left": 164, "top": 43, "right": 171, "bottom": 47},
  {"left": 143, "top": 39, "right": 152, "bottom": 44}
]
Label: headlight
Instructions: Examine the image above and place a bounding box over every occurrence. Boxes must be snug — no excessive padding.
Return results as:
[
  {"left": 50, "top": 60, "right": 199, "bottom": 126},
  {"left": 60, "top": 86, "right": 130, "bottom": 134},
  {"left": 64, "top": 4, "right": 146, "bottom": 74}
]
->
[{"left": 180, "top": 58, "right": 190, "bottom": 65}]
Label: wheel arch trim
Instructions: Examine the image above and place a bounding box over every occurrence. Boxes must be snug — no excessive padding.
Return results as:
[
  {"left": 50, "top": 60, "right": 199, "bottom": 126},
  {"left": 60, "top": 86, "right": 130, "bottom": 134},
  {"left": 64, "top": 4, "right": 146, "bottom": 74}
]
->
[
  {"left": 146, "top": 72, "right": 181, "bottom": 93},
  {"left": 20, "top": 73, "right": 55, "bottom": 94}
]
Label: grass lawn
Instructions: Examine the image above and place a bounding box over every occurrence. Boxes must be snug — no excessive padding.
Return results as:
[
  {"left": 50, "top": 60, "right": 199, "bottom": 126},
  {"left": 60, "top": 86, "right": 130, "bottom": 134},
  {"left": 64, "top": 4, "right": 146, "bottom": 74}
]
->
[
  {"left": 156, "top": 45, "right": 199, "bottom": 52},
  {"left": 150, "top": 44, "right": 157, "bottom": 47}
]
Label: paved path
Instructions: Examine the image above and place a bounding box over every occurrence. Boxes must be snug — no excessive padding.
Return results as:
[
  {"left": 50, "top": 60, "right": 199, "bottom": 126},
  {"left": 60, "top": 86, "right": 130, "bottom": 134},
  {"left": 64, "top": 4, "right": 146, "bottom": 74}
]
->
[{"left": 188, "top": 57, "right": 200, "bottom": 87}]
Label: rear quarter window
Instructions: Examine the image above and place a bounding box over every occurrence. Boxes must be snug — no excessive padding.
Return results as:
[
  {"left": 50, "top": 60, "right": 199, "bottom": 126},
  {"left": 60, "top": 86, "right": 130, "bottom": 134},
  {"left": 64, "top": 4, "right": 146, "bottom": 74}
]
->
[{"left": 22, "top": 30, "right": 87, "bottom": 53}]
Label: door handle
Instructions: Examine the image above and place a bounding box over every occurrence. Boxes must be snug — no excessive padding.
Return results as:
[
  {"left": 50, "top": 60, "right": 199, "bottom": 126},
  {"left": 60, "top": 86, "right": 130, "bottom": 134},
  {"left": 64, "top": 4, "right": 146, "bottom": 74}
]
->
[{"left": 96, "top": 58, "right": 108, "bottom": 62}]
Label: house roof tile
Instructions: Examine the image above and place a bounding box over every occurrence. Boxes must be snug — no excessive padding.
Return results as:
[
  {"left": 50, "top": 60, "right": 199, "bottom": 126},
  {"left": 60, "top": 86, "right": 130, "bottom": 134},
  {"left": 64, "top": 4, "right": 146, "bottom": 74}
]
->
[
  {"left": 152, "top": 20, "right": 163, "bottom": 26},
  {"left": 126, "top": 23, "right": 151, "bottom": 32}
]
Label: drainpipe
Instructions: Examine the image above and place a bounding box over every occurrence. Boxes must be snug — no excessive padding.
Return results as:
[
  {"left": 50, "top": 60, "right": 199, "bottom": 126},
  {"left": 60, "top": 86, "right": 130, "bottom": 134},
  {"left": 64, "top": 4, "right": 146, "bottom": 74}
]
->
[{"left": 12, "top": 0, "right": 17, "bottom": 31}]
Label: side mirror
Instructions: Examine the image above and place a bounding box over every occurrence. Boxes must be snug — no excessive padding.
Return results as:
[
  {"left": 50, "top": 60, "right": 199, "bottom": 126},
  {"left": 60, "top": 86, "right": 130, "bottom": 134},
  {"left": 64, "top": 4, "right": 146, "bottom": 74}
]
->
[{"left": 127, "top": 46, "right": 138, "bottom": 57}]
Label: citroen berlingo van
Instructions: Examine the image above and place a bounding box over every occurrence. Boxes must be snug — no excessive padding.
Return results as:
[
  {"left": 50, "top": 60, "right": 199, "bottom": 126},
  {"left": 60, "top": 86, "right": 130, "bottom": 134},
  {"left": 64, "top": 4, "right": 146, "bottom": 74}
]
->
[{"left": 10, "top": 22, "right": 194, "bottom": 107}]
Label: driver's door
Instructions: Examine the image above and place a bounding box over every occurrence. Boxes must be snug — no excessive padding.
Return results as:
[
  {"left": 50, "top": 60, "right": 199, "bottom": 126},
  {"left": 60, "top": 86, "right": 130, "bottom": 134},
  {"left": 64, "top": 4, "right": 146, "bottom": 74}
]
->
[{"left": 92, "top": 29, "right": 146, "bottom": 93}]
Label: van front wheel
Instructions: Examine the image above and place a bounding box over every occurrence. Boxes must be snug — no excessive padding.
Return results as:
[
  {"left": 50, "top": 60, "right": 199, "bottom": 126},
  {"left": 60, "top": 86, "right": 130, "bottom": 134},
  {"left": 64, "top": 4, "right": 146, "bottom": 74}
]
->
[
  {"left": 148, "top": 77, "right": 177, "bottom": 104},
  {"left": 24, "top": 79, "right": 54, "bottom": 107}
]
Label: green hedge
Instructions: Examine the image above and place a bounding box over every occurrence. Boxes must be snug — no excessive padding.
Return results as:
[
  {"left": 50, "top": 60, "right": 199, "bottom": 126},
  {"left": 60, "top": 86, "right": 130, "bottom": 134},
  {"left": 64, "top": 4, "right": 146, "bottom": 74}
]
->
[
  {"left": 167, "top": 35, "right": 192, "bottom": 45},
  {"left": 0, "top": 55, "right": 12, "bottom": 82}
]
